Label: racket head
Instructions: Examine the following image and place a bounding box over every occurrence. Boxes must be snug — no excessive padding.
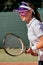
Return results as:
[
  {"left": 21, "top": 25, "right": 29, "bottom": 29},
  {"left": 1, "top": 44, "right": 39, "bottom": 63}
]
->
[{"left": 3, "top": 33, "right": 26, "bottom": 56}]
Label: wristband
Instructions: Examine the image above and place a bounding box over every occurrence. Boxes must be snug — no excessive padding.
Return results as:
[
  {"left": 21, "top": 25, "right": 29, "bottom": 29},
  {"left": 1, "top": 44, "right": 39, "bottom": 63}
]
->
[
  {"left": 39, "top": 51, "right": 43, "bottom": 55},
  {"left": 31, "top": 45, "right": 37, "bottom": 51}
]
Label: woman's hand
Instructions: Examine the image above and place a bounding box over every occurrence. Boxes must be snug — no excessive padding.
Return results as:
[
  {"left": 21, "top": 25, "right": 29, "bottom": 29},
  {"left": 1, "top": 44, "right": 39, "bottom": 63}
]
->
[
  {"left": 25, "top": 48, "right": 33, "bottom": 54},
  {"left": 31, "top": 50, "right": 38, "bottom": 56},
  {"left": 25, "top": 48, "right": 38, "bottom": 56}
]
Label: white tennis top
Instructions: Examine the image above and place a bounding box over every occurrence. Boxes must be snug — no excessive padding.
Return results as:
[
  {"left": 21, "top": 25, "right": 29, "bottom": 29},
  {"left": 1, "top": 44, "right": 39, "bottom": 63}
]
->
[{"left": 26, "top": 17, "right": 43, "bottom": 61}]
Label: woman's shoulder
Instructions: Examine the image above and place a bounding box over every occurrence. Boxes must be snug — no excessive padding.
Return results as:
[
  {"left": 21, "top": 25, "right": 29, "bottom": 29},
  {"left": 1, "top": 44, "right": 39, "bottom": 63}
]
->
[
  {"left": 31, "top": 18, "right": 43, "bottom": 28},
  {"left": 31, "top": 18, "right": 40, "bottom": 26}
]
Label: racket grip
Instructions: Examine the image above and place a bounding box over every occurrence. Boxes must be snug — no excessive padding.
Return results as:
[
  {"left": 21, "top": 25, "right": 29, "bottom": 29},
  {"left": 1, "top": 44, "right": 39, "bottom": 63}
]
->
[
  {"left": 25, "top": 48, "right": 28, "bottom": 53},
  {"left": 25, "top": 47, "right": 32, "bottom": 54}
]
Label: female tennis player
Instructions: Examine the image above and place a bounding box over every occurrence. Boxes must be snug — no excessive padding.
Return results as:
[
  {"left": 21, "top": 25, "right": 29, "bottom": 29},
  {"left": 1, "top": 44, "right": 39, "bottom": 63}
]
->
[{"left": 16, "top": 1, "right": 43, "bottom": 65}]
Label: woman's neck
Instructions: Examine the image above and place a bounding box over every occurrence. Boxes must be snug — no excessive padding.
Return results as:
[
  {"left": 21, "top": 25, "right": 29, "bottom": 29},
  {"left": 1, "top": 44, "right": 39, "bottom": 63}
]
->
[{"left": 26, "top": 17, "right": 33, "bottom": 24}]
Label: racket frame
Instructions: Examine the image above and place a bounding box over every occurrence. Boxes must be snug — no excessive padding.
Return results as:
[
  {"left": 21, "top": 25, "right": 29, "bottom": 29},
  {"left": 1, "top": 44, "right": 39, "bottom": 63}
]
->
[{"left": 3, "top": 33, "right": 26, "bottom": 56}]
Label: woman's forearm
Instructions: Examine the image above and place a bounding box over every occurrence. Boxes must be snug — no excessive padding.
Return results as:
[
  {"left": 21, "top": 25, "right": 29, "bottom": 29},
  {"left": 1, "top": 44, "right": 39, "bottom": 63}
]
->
[
  {"left": 31, "top": 42, "right": 43, "bottom": 51},
  {"left": 36, "top": 36, "right": 43, "bottom": 49},
  {"left": 31, "top": 36, "right": 43, "bottom": 51},
  {"left": 36, "top": 42, "right": 43, "bottom": 49}
]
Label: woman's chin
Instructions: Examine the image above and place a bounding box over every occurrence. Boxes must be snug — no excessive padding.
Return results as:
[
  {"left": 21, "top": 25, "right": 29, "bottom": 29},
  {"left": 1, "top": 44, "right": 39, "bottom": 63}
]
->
[{"left": 22, "top": 17, "right": 26, "bottom": 21}]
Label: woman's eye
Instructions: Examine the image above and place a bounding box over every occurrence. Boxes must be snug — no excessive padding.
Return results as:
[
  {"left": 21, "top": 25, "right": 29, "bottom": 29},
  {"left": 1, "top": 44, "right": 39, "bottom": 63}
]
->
[
  {"left": 20, "top": 12, "right": 24, "bottom": 13},
  {"left": 21, "top": 12, "right": 24, "bottom": 13}
]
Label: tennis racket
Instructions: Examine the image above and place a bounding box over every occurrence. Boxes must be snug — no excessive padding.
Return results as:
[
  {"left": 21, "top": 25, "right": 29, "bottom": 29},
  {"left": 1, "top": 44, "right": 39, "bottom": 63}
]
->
[{"left": 3, "top": 33, "right": 27, "bottom": 57}]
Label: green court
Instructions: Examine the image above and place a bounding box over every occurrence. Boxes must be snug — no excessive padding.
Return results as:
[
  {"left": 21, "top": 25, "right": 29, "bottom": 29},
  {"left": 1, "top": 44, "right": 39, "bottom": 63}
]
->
[{"left": 0, "top": 49, "right": 38, "bottom": 62}]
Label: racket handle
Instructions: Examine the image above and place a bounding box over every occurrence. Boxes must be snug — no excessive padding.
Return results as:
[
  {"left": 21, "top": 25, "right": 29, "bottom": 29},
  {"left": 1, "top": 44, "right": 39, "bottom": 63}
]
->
[
  {"left": 25, "top": 48, "right": 28, "bottom": 53},
  {"left": 25, "top": 47, "right": 33, "bottom": 54}
]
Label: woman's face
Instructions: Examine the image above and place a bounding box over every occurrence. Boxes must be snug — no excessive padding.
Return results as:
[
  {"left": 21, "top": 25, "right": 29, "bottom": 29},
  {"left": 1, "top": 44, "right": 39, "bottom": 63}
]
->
[{"left": 19, "top": 10, "right": 32, "bottom": 23}]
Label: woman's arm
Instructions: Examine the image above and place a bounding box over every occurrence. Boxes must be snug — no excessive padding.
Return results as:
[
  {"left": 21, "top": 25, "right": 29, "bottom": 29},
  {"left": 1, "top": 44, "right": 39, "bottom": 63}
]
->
[
  {"left": 31, "top": 50, "right": 38, "bottom": 56},
  {"left": 25, "top": 36, "right": 43, "bottom": 56},
  {"left": 25, "top": 48, "right": 38, "bottom": 56},
  {"left": 36, "top": 36, "right": 43, "bottom": 49},
  {"left": 31, "top": 36, "right": 43, "bottom": 51}
]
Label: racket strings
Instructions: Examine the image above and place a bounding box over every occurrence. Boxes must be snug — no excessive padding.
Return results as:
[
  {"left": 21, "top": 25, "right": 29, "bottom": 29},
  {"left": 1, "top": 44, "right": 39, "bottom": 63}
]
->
[{"left": 4, "top": 34, "right": 24, "bottom": 55}]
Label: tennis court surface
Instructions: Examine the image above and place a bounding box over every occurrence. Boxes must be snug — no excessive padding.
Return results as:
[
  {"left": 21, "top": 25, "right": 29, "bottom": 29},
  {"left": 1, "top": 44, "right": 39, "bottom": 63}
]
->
[{"left": 0, "top": 62, "right": 38, "bottom": 65}]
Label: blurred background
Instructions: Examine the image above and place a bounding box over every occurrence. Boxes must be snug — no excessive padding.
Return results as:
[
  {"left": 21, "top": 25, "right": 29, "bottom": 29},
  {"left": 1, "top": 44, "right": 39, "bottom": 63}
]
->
[
  {"left": 0, "top": 0, "right": 43, "bottom": 48},
  {"left": 0, "top": 0, "right": 43, "bottom": 12}
]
